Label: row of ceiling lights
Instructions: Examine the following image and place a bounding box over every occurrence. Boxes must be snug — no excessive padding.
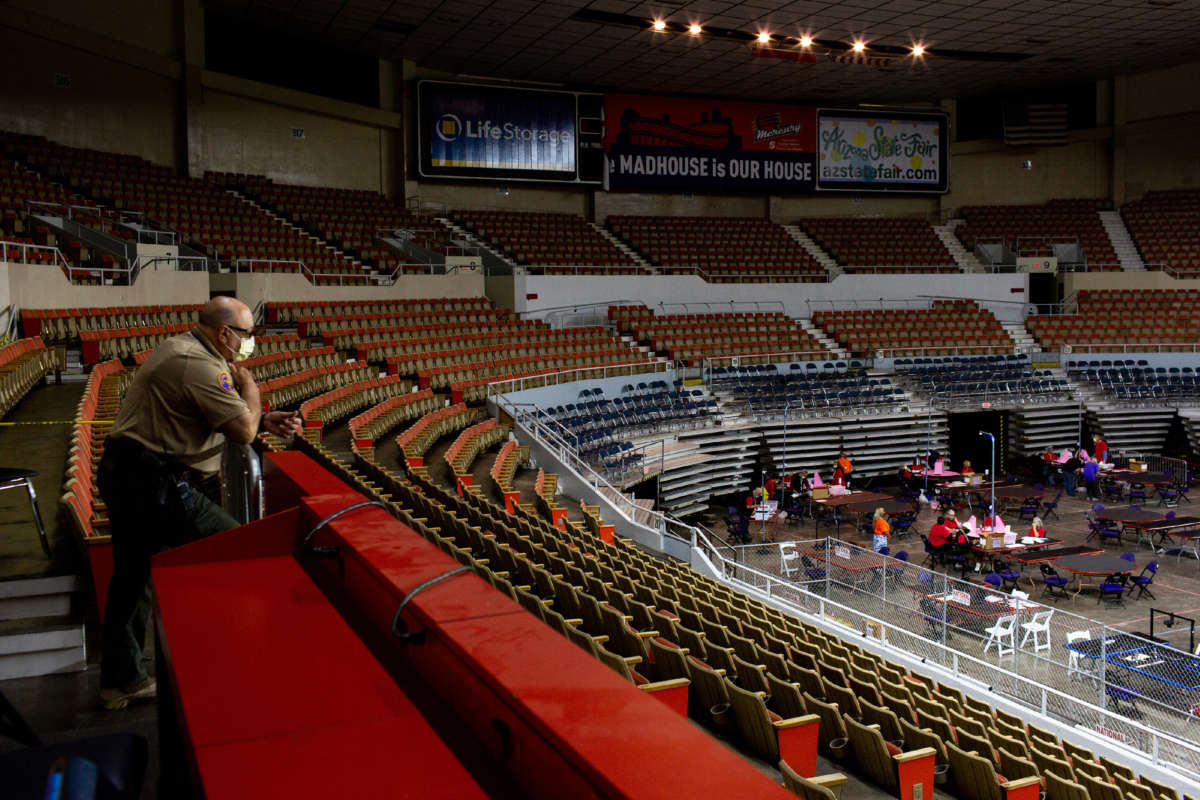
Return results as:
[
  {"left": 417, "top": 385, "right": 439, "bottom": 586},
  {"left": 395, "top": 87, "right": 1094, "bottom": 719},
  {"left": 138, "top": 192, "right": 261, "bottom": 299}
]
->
[{"left": 651, "top": 18, "right": 926, "bottom": 56}]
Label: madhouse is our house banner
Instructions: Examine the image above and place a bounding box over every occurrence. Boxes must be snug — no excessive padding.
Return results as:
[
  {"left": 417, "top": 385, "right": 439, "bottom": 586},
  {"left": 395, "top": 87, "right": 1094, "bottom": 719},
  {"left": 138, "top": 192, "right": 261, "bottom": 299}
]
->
[
  {"left": 815, "top": 110, "right": 949, "bottom": 193},
  {"left": 603, "top": 94, "right": 817, "bottom": 192}
]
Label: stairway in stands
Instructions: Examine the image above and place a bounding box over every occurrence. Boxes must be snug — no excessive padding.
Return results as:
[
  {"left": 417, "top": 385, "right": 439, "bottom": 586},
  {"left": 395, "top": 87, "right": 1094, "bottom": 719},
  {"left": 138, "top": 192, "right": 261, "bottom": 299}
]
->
[
  {"left": 435, "top": 216, "right": 516, "bottom": 268},
  {"left": 933, "top": 219, "right": 985, "bottom": 272},
  {"left": 1008, "top": 401, "right": 1083, "bottom": 455},
  {"left": 1002, "top": 322, "right": 1038, "bottom": 355},
  {"left": 798, "top": 319, "right": 849, "bottom": 359},
  {"left": 1098, "top": 210, "right": 1145, "bottom": 271},
  {"left": 781, "top": 225, "right": 840, "bottom": 277},
  {"left": 590, "top": 223, "right": 652, "bottom": 270},
  {"left": 0, "top": 576, "right": 86, "bottom": 680},
  {"left": 1180, "top": 409, "right": 1200, "bottom": 453},
  {"left": 1073, "top": 376, "right": 1177, "bottom": 453}
]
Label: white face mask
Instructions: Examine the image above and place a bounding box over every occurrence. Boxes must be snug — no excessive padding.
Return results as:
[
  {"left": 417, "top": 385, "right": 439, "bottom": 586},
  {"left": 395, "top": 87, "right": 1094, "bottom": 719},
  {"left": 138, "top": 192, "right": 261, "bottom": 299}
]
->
[{"left": 233, "top": 334, "right": 255, "bottom": 362}]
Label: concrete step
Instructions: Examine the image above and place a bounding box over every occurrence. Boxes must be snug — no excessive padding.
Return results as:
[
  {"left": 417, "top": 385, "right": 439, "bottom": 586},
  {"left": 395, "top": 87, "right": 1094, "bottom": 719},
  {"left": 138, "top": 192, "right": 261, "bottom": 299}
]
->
[
  {"left": 589, "top": 222, "right": 651, "bottom": 269},
  {"left": 1098, "top": 210, "right": 1144, "bottom": 271},
  {"left": 434, "top": 217, "right": 516, "bottom": 267},
  {"left": 781, "top": 224, "right": 840, "bottom": 277},
  {"left": 934, "top": 219, "right": 984, "bottom": 272},
  {"left": 0, "top": 617, "right": 86, "bottom": 679},
  {"left": 0, "top": 574, "right": 82, "bottom": 621}
]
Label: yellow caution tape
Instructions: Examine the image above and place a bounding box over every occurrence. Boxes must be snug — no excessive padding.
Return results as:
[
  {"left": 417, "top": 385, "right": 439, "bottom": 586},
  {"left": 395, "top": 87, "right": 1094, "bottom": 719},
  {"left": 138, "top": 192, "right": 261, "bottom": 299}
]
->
[{"left": 0, "top": 420, "right": 114, "bottom": 426}]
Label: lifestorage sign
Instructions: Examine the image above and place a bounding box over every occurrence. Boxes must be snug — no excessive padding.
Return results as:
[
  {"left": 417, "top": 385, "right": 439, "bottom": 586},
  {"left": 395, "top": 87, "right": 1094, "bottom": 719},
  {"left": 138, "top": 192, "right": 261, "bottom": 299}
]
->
[
  {"left": 815, "top": 110, "right": 949, "bottom": 193},
  {"left": 418, "top": 81, "right": 578, "bottom": 181},
  {"left": 603, "top": 94, "right": 817, "bottom": 191}
]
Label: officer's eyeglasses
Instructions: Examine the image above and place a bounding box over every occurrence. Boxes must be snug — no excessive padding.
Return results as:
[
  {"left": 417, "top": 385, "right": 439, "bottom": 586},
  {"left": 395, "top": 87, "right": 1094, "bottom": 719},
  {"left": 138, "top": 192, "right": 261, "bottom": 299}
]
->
[{"left": 226, "top": 325, "right": 254, "bottom": 338}]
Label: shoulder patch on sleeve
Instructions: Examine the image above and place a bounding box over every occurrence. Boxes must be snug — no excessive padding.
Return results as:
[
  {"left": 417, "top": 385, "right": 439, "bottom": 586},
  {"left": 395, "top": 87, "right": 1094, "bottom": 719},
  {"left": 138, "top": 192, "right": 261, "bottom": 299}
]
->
[{"left": 217, "top": 370, "right": 236, "bottom": 393}]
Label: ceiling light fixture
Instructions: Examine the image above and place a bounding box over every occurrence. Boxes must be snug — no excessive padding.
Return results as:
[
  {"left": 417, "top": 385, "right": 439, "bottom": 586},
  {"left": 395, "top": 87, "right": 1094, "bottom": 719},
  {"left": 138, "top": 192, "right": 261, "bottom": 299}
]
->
[
  {"left": 757, "top": 31, "right": 771, "bottom": 43},
  {"left": 911, "top": 43, "right": 925, "bottom": 56},
  {"left": 652, "top": 19, "right": 666, "bottom": 31},
  {"left": 799, "top": 35, "right": 813, "bottom": 47},
  {"left": 688, "top": 23, "right": 702, "bottom": 35},
  {"left": 852, "top": 40, "right": 866, "bottom": 52}
]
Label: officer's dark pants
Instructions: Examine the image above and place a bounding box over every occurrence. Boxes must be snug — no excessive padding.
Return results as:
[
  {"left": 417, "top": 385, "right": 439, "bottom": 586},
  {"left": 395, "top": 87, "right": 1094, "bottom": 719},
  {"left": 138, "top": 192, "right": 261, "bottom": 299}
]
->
[{"left": 98, "top": 438, "right": 238, "bottom": 690}]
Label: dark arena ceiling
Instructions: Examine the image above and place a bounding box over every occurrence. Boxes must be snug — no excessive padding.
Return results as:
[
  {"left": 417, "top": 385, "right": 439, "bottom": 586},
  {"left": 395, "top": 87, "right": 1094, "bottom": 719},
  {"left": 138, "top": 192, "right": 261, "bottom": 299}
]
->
[{"left": 208, "top": 0, "right": 1200, "bottom": 103}]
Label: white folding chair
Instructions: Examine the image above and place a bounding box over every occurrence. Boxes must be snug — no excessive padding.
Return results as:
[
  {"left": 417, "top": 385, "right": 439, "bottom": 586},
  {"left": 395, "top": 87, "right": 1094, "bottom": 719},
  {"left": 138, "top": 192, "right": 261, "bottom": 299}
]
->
[
  {"left": 780, "top": 541, "right": 800, "bottom": 578},
  {"left": 1019, "top": 609, "right": 1054, "bottom": 653},
  {"left": 1066, "top": 630, "right": 1098, "bottom": 685},
  {"left": 983, "top": 613, "right": 1018, "bottom": 657}
]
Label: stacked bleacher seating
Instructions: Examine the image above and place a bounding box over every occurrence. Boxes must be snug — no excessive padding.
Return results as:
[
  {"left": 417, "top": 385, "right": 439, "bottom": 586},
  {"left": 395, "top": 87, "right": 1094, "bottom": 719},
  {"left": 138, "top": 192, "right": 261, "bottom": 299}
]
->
[
  {"left": 895, "top": 354, "right": 1070, "bottom": 401},
  {"left": 297, "top": 375, "right": 412, "bottom": 432},
  {"left": 537, "top": 382, "right": 719, "bottom": 472},
  {"left": 347, "top": 389, "right": 441, "bottom": 447},
  {"left": 1025, "top": 289, "right": 1200, "bottom": 352},
  {"left": 956, "top": 199, "right": 1118, "bottom": 268},
  {"left": 606, "top": 215, "right": 825, "bottom": 281},
  {"left": 712, "top": 363, "right": 909, "bottom": 416},
  {"left": 1066, "top": 361, "right": 1200, "bottom": 403},
  {"left": 452, "top": 209, "right": 637, "bottom": 270},
  {"left": 0, "top": 338, "right": 58, "bottom": 417},
  {"left": 61, "top": 359, "right": 125, "bottom": 547},
  {"left": 209, "top": 172, "right": 452, "bottom": 273},
  {"left": 609, "top": 306, "right": 832, "bottom": 365},
  {"left": 1120, "top": 189, "right": 1200, "bottom": 276},
  {"left": 9, "top": 135, "right": 368, "bottom": 283},
  {"left": 812, "top": 299, "right": 1014, "bottom": 357},
  {"left": 796, "top": 217, "right": 956, "bottom": 272}
]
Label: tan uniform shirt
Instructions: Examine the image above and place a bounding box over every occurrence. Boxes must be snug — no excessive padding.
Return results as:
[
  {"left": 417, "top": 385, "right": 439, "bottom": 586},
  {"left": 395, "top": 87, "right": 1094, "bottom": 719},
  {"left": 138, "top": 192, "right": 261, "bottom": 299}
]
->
[{"left": 109, "top": 331, "right": 249, "bottom": 476}]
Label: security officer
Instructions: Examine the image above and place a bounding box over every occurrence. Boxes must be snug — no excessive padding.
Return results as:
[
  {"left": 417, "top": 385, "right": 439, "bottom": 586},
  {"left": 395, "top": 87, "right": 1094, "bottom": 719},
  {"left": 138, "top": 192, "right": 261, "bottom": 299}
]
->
[{"left": 97, "top": 296, "right": 302, "bottom": 709}]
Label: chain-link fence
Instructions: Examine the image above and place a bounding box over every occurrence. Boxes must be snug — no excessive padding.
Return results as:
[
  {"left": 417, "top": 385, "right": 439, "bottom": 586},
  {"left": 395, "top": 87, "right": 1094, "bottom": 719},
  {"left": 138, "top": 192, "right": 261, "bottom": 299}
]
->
[{"left": 695, "top": 531, "right": 1200, "bottom": 781}]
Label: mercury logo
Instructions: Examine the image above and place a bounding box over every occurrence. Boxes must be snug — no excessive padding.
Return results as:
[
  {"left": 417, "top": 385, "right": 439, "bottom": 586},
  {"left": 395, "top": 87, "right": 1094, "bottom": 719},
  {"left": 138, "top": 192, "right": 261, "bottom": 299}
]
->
[{"left": 435, "top": 113, "right": 462, "bottom": 142}]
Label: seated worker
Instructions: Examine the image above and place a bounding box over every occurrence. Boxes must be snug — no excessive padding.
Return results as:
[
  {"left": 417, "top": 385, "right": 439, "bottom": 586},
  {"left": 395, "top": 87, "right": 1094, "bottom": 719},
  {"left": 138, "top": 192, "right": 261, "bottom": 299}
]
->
[
  {"left": 944, "top": 509, "right": 960, "bottom": 529},
  {"left": 928, "top": 516, "right": 951, "bottom": 551},
  {"left": 832, "top": 463, "right": 847, "bottom": 487},
  {"left": 1029, "top": 516, "right": 1047, "bottom": 537},
  {"left": 961, "top": 459, "right": 975, "bottom": 476}
]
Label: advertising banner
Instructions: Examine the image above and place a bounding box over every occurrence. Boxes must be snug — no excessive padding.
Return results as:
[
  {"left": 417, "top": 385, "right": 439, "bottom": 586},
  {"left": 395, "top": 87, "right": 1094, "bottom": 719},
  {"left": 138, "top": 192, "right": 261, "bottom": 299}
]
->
[
  {"left": 418, "top": 81, "right": 577, "bottom": 181},
  {"left": 815, "top": 110, "right": 949, "bottom": 193},
  {"left": 603, "top": 94, "right": 817, "bottom": 192}
]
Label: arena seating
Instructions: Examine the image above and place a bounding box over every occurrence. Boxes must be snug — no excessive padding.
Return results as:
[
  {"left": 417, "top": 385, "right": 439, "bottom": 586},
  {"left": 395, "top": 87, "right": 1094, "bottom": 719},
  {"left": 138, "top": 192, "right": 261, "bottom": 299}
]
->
[
  {"left": 22, "top": 304, "right": 202, "bottom": 344},
  {"left": 444, "top": 417, "right": 508, "bottom": 495},
  {"left": 796, "top": 217, "right": 957, "bottom": 272},
  {"left": 79, "top": 323, "right": 190, "bottom": 364},
  {"left": 1120, "top": 189, "right": 1200, "bottom": 276},
  {"left": 8, "top": 135, "right": 368, "bottom": 283},
  {"left": 0, "top": 338, "right": 58, "bottom": 417},
  {"left": 536, "top": 382, "right": 719, "bottom": 473},
  {"left": 385, "top": 334, "right": 628, "bottom": 377},
  {"left": 209, "top": 172, "right": 452, "bottom": 273},
  {"left": 606, "top": 215, "right": 825, "bottom": 281},
  {"left": 452, "top": 209, "right": 637, "bottom": 270},
  {"left": 346, "top": 388, "right": 441, "bottom": 448},
  {"left": 812, "top": 299, "right": 1014, "bottom": 357},
  {"left": 956, "top": 199, "right": 1118, "bottom": 267},
  {"left": 713, "top": 364, "right": 910, "bottom": 417},
  {"left": 1025, "top": 289, "right": 1200, "bottom": 351},
  {"left": 1066, "top": 361, "right": 1200, "bottom": 402},
  {"left": 297, "top": 374, "right": 412, "bottom": 432},
  {"left": 266, "top": 297, "right": 493, "bottom": 324},
  {"left": 609, "top": 306, "right": 832, "bottom": 365},
  {"left": 396, "top": 404, "right": 483, "bottom": 468},
  {"left": 489, "top": 438, "right": 528, "bottom": 513},
  {"left": 332, "top": 320, "right": 543, "bottom": 354},
  {"left": 294, "top": 306, "right": 512, "bottom": 338},
  {"left": 260, "top": 361, "right": 374, "bottom": 410},
  {"left": 243, "top": 346, "right": 341, "bottom": 382},
  {"left": 895, "top": 354, "right": 1070, "bottom": 401}
]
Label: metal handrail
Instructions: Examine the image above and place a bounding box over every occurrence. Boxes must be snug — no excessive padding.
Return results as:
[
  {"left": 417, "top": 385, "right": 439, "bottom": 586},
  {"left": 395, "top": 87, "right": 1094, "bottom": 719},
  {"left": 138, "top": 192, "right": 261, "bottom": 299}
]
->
[
  {"left": 0, "top": 239, "right": 72, "bottom": 271},
  {"left": 691, "top": 528, "right": 1200, "bottom": 783}
]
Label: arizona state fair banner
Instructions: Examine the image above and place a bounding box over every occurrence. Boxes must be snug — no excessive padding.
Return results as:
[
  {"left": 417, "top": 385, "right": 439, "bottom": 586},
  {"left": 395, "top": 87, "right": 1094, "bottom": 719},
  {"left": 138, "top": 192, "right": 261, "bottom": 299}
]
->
[
  {"left": 815, "top": 110, "right": 949, "bottom": 193},
  {"left": 418, "top": 81, "right": 578, "bottom": 181},
  {"left": 603, "top": 94, "right": 817, "bottom": 192}
]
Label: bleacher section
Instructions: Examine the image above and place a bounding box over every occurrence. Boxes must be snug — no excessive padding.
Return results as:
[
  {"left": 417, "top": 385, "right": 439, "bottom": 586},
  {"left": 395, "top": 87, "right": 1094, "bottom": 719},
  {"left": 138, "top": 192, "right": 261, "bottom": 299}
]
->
[
  {"left": 266, "top": 297, "right": 492, "bottom": 324},
  {"left": 956, "top": 199, "right": 1118, "bottom": 268},
  {"left": 895, "top": 355, "right": 1071, "bottom": 403},
  {"left": 712, "top": 364, "right": 909, "bottom": 417},
  {"left": 7, "top": 134, "right": 369, "bottom": 283},
  {"left": 210, "top": 172, "right": 451, "bottom": 274},
  {"left": 607, "top": 216, "right": 825, "bottom": 281},
  {"left": 609, "top": 306, "right": 832, "bottom": 365},
  {"left": 452, "top": 209, "right": 637, "bottom": 271},
  {"left": 1066, "top": 361, "right": 1200, "bottom": 403},
  {"left": 796, "top": 217, "right": 957, "bottom": 273},
  {"left": 21, "top": 305, "right": 201, "bottom": 345},
  {"left": 1121, "top": 189, "right": 1200, "bottom": 276},
  {"left": 1026, "top": 289, "right": 1200, "bottom": 352},
  {"left": 812, "top": 300, "right": 1014, "bottom": 357}
]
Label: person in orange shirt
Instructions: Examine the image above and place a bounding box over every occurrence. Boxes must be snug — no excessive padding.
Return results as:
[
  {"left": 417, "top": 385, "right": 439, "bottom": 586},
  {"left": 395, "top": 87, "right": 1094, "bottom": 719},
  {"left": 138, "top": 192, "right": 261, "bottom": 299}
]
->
[
  {"left": 872, "top": 507, "right": 890, "bottom": 553},
  {"left": 837, "top": 451, "right": 853, "bottom": 478}
]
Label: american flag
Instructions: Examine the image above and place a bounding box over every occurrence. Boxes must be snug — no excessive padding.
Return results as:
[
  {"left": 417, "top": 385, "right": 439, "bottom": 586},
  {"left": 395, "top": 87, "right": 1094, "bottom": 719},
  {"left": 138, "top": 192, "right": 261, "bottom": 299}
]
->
[{"left": 1003, "top": 103, "right": 1069, "bottom": 146}]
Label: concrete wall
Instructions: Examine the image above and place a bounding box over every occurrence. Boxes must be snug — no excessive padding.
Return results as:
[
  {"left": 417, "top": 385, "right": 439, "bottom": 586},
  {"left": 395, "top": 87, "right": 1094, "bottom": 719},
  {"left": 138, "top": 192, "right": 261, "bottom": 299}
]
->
[
  {"left": 0, "top": 262, "right": 209, "bottom": 310},
  {"left": 513, "top": 272, "right": 1030, "bottom": 322},
  {"left": 1064, "top": 271, "right": 1200, "bottom": 295},
  {"left": 231, "top": 272, "right": 485, "bottom": 312},
  {"left": 594, "top": 191, "right": 767, "bottom": 222},
  {"left": 0, "top": 16, "right": 180, "bottom": 166},
  {"left": 195, "top": 84, "right": 395, "bottom": 192},
  {"left": 407, "top": 180, "right": 589, "bottom": 216},
  {"left": 5, "top": 0, "right": 179, "bottom": 57},
  {"left": 944, "top": 137, "right": 1111, "bottom": 213},
  {"left": 773, "top": 194, "right": 939, "bottom": 222}
]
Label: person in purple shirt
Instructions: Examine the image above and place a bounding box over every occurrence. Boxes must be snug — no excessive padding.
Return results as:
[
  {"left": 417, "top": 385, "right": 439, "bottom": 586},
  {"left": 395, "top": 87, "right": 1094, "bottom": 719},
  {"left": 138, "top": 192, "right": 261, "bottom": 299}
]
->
[{"left": 1082, "top": 457, "right": 1100, "bottom": 500}]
